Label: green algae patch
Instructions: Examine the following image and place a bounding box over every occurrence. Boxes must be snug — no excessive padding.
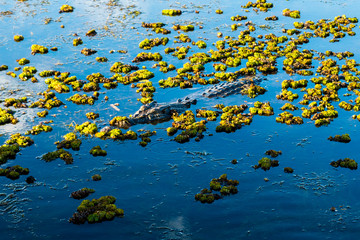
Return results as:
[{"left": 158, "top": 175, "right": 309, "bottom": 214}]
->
[
  {"left": 59, "top": 5, "right": 73, "bottom": 13},
  {"left": 0, "top": 144, "right": 20, "bottom": 165},
  {"left": 330, "top": 158, "right": 357, "bottom": 170},
  {"left": 42, "top": 149, "right": 73, "bottom": 164},
  {"left": 69, "top": 196, "right": 124, "bottom": 224},
  {"left": 253, "top": 157, "right": 279, "bottom": 171},
  {"left": 71, "top": 188, "right": 95, "bottom": 200},
  {"left": 328, "top": 134, "right": 351, "bottom": 143},
  {"left": 0, "top": 165, "right": 29, "bottom": 180},
  {"left": 284, "top": 167, "right": 294, "bottom": 173},
  {"left": 195, "top": 174, "right": 239, "bottom": 204},
  {"left": 90, "top": 146, "right": 107, "bottom": 156}
]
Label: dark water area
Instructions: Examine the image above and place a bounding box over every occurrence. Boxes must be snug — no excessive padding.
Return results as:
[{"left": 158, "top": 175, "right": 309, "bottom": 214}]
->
[{"left": 1, "top": 0, "right": 360, "bottom": 239}]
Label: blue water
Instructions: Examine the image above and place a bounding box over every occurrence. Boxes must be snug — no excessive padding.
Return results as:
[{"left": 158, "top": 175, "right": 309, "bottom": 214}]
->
[{"left": 1, "top": 0, "right": 360, "bottom": 239}]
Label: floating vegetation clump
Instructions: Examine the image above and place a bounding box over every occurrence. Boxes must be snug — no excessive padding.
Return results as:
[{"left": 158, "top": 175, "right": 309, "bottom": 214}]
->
[
  {"left": 249, "top": 101, "right": 274, "bottom": 116},
  {"left": 265, "top": 150, "right": 282, "bottom": 158},
  {"left": 71, "top": 188, "right": 95, "bottom": 200},
  {"left": 42, "top": 149, "right": 73, "bottom": 164},
  {"left": 328, "top": 134, "right": 351, "bottom": 143},
  {"left": 162, "top": 9, "right": 182, "bottom": 16},
  {"left": 0, "top": 165, "right": 29, "bottom": 180},
  {"left": 25, "top": 124, "right": 52, "bottom": 135},
  {"left": 195, "top": 174, "right": 239, "bottom": 203},
  {"left": 55, "top": 132, "right": 82, "bottom": 151},
  {"left": 253, "top": 157, "right": 279, "bottom": 171},
  {"left": 90, "top": 146, "right": 107, "bottom": 156},
  {"left": 69, "top": 196, "right": 124, "bottom": 224},
  {"left": 59, "top": 5, "right": 74, "bottom": 13},
  {"left": 216, "top": 105, "right": 252, "bottom": 133},
  {"left": 330, "top": 158, "right": 357, "bottom": 170}
]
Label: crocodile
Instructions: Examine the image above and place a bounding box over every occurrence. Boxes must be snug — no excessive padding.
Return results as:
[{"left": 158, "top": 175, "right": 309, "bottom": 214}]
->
[{"left": 127, "top": 76, "right": 260, "bottom": 126}]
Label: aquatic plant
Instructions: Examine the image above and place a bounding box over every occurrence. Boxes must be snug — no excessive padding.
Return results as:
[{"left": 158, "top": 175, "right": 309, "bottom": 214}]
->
[
  {"left": 69, "top": 196, "right": 124, "bottom": 224},
  {"left": 42, "top": 149, "right": 73, "bottom": 164},
  {"left": 90, "top": 146, "right": 107, "bottom": 156},
  {"left": 330, "top": 158, "right": 357, "bottom": 170},
  {"left": 253, "top": 157, "right": 279, "bottom": 171},
  {"left": 328, "top": 134, "right": 351, "bottom": 143},
  {"left": 71, "top": 188, "right": 95, "bottom": 200},
  {"left": 0, "top": 165, "right": 29, "bottom": 180},
  {"left": 195, "top": 174, "right": 239, "bottom": 204}
]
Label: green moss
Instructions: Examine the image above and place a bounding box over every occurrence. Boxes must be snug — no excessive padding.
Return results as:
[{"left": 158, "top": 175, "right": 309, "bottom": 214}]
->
[
  {"left": 92, "top": 174, "right": 102, "bottom": 181},
  {"left": 37, "top": 110, "right": 48, "bottom": 118},
  {"left": 75, "top": 122, "right": 98, "bottom": 136},
  {"left": 6, "top": 133, "right": 33, "bottom": 147},
  {"left": 90, "top": 146, "right": 107, "bottom": 156},
  {"left": 282, "top": 9, "right": 300, "bottom": 19},
  {"left": 330, "top": 158, "right": 357, "bottom": 170},
  {"left": 254, "top": 157, "right": 279, "bottom": 171},
  {"left": 241, "top": 84, "right": 266, "bottom": 98},
  {"left": 195, "top": 174, "right": 239, "bottom": 204},
  {"left": 86, "top": 112, "right": 99, "bottom": 120},
  {"left": 139, "top": 37, "right": 168, "bottom": 50},
  {"left": 67, "top": 94, "right": 96, "bottom": 105},
  {"left": 265, "top": 150, "right": 282, "bottom": 158},
  {"left": 0, "top": 144, "right": 20, "bottom": 165},
  {"left": 25, "top": 123, "right": 52, "bottom": 135},
  {"left": 42, "top": 149, "right": 73, "bottom": 164},
  {"left": 328, "top": 134, "right": 351, "bottom": 143},
  {"left": 133, "top": 52, "right": 162, "bottom": 62},
  {"left": 0, "top": 165, "right": 29, "bottom": 180},
  {"left": 71, "top": 188, "right": 95, "bottom": 200},
  {"left": 55, "top": 132, "right": 82, "bottom": 151},
  {"left": 249, "top": 102, "right": 274, "bottom": 116}
]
